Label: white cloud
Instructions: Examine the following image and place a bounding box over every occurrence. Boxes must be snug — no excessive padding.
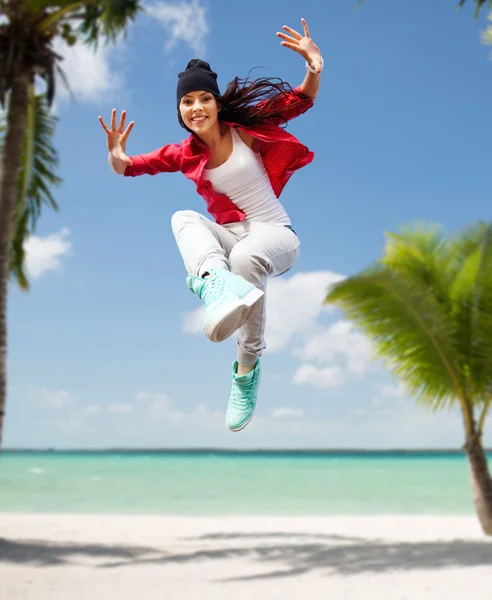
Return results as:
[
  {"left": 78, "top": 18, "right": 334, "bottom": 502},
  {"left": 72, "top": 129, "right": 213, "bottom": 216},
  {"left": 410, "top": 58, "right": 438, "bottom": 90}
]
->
[
  {"left": 146, "top": 0, "right": 209, "bottom": 55},
  {"left": 380, "top": 382, "right": 408, "bottom": 398},
  {"left": 294, "top": 320, "right": 376, "bottom": 376},
  {"left": 83, "top": 404, "right": 102, "bottom": 416},
  {"left": 195, "top": 403, "right": 223, "bottom": 421},
  {"left": 372, "top": 396, "right": 385, "bottom": 408},
  {"left": 265, "top": 271, "right": 345, "bottom": 352},
  {"left": 107, "top": 402, "right": 134, "bottom": 414},
  {"left": 293, "top": 364, "right": 347, "bottom": 389},
  {"left": 183, "top": 270, "right": 344, "bottom": 349},
  {"left": 23, "top": 228, "right": 71, "bottom": 280},
  {"left": 182, "top": 308, "right": 203, "bottom": 335},
  {"left": 53, "top": 37, "right": 123, "bottom": 103},
  {"left": 372, "top": 381, "right": 410, "bottom": 408},
  {"left": 182, "top": 269, "right": 379, "bottom": 391},
  {"left": 135, "top": 391, "right": 172, "bottom": 419},
  {"left": 30, "top": 387, "right": 72, "bottom": 409},
  {"left": 272, "top": 407, "right": 303, "bottom": 419},
  {"left": 55, "top": 416, "right": 83, "bottom": 432},
  {"left": 134, "top": 391, "right": 222, "bottom": 425},
  {"left": 352, "top": 408, "right": 367, "bottom": 417}
]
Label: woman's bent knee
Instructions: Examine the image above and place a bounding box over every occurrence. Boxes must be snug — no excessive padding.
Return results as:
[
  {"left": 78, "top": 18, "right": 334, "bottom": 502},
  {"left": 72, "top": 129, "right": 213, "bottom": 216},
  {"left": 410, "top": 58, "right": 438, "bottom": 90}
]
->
[
  {"left": 171, "top": 210, "right": 201, "bottom": 236},
  {"left": 230, "top": 249, "right": 271, "bottom": 277}
]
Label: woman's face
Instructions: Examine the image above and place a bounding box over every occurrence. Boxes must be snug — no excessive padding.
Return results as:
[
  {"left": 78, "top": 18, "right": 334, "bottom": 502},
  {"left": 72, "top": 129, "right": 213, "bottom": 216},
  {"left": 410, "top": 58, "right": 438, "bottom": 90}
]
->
[{"left": 179, "top": 90, "right": 220, "bottom": 134}]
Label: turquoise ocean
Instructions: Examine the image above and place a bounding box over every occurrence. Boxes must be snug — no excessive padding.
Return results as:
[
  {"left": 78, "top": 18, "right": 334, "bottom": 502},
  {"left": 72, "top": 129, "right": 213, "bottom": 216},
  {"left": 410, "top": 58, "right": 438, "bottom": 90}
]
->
[{"left": 0, "top": 451, "right": 489, "bottom": 515}]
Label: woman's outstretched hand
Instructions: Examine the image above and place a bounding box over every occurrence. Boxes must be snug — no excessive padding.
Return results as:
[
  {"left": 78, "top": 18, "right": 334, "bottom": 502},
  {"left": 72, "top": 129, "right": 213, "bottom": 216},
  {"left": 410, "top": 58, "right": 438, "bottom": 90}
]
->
[
  {"left": 99, "top": 109, "right": 134, "bottom": 170},
  {"left": 276, "top": 18, "right": 322, "bottom": 74}
]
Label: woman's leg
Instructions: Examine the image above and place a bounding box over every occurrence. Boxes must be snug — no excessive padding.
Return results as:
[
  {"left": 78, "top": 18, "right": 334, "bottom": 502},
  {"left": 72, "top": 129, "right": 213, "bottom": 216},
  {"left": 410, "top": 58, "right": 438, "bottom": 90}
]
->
[
  {"left": 171, "top": 210, "right": 237, "bottom": 277},
  {"left": 171, "top": 210, "right": 264, "bottom": 343},
  {"left": 229, "top": 223, "right": 301, "bottom": 369},
  {"left": 223, "top": 222, "right": 300, "bottom": 432}
]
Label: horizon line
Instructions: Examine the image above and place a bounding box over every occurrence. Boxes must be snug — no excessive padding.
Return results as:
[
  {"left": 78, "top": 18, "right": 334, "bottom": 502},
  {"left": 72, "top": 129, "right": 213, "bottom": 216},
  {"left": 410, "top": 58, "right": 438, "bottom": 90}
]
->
[{"left": 2, "top": 447, "right": 489, "bottom": 453}]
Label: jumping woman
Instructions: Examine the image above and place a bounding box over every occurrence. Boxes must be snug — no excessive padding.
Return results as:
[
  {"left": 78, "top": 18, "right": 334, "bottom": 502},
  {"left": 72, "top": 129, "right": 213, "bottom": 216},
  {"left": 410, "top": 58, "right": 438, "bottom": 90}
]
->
[{"left": 99, "top": 18, "right": 323, "bottom": 432}]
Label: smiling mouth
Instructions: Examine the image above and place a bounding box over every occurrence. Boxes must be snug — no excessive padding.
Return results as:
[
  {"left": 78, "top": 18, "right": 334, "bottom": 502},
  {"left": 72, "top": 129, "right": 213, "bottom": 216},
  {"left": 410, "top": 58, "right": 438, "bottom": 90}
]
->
[{"left": 191, "top": 116, "right": 207, "bottom": 124}]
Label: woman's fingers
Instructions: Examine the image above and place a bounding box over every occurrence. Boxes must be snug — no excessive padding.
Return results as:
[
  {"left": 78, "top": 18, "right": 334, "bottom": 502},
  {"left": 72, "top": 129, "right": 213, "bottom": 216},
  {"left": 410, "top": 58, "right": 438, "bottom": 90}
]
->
[
  {"left": 111, "top": 109, "right": 117, "bottom": 131},
  {"left": 301, "top": 18, "right": 310, "bottom": 38},
  {"left": 100, "top": 109, "right": 129, "bottom": 136},
  {"left": 98, "top": 116, "right": 110, "bottom": 134},
  {"left": 282, "top": 24, "right": 302, "bottom": 40},
  {"left": 280, "top": 41, "right": 305, "bottom": 56},
  {"left": 118, "top": 110, "right": 127, "bottom": 133},
  {"left": 121, "top": 121, "right": 135, "bottom": 142},
  {"left": 276, "top": 32, "right": 298, "bottom": 44}
]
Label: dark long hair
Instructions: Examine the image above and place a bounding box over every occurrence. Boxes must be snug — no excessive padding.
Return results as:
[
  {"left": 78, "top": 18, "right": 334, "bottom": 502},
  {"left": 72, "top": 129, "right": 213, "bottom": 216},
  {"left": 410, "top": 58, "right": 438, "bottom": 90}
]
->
[{"left": 177, "top": 74, "right": 307, "bottom": 133}]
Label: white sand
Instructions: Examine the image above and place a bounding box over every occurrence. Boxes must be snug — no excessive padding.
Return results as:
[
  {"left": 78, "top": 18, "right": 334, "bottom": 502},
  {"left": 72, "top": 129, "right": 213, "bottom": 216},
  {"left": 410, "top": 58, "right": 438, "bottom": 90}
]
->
[{"left": 0, "top": 514, "right": 491, "bottom": 599}]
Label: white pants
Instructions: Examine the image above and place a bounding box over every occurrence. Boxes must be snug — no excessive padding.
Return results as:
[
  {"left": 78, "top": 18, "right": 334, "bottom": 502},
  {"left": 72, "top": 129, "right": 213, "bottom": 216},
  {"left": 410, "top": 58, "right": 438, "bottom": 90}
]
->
[{"left": 171, "top": 210, "right": 300, "bottom": 366}]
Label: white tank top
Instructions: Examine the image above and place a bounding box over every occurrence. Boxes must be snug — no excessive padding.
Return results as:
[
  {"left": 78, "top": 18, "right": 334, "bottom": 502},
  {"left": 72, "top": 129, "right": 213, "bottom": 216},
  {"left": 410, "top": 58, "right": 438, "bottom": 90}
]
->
[{"left": 202, "top": 128, "right": 291, "bottom": 225}]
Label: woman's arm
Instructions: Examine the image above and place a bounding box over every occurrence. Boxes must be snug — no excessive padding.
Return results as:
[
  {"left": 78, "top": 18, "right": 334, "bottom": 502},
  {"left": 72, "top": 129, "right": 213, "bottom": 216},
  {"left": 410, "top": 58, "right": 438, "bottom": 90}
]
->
[
  {"left": 298, "top": 61, "right": 322, "bottom": 99},
  {"left": 99, "top": 109, "right": 134, "bottom": 175},
  {"left": 276, "top": 18, "right": 323, "bottom": 99},
  {"left": 99, "top": 109, "right": 182, "bottom": 176}
]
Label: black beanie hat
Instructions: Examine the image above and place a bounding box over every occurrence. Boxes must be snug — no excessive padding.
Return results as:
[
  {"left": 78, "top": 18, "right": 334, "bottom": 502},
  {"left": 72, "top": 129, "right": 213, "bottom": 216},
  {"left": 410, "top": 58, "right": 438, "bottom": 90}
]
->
[{"left": 177, "top": 59, "right": 220, "bottom": 105}]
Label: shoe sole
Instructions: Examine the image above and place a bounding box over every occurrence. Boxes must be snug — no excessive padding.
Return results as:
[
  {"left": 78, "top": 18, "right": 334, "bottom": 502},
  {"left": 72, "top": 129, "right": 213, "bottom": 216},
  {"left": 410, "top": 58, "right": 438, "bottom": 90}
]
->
[
  {"left": 227, "top": 409, "right": 256, "bottom": 432},
  {"left": 205, "top": 288, "right": 264, "bottom": 343}
]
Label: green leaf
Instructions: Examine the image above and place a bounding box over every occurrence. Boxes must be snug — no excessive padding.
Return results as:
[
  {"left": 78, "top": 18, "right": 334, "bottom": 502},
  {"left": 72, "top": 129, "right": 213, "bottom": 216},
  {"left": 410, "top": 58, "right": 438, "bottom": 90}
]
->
[
  {"left": 357, "top": 0, "right": 492, "bottom": 18},
  {"left": 457, "top": 0, "right": 492, "bottom": 18},
  {"left": 0, "top": 88, "right": 62, "bottom": 290},
  {"left": 78, "top": 0, "right": 142, "bottom": 47},
  {"left": 17, "top": 88, "right": 61, "bottom": 230},
  {"left": 324, "top": 221, "right": 492, "bottom": 436},
  {"left": 449, "top": 223, "right": 492, "bottom": 400},
  {"left": 2, "top": 0, "right": 141, "bottom": 290},
  {"left": 9, "top": 208, "right": 30, "bottom": 291},
  {"left": 24, "top": 0, "right": 80, "bottom": 8},
  {"left": 36, "top": 0, "right": 142, "bottom": 47},
  {"left": 382, "top": 223, "right": 456, "bottom": 308},
  {"left": 324, "top": 264, "right": 467, "bottom": 413}
]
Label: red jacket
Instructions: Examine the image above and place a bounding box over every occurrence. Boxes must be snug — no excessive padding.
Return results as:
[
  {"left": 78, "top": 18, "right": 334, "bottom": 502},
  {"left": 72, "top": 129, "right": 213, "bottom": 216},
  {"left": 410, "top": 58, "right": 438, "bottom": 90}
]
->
[{"left": 124, "top": 86, "right": 315, "bottom": 225}]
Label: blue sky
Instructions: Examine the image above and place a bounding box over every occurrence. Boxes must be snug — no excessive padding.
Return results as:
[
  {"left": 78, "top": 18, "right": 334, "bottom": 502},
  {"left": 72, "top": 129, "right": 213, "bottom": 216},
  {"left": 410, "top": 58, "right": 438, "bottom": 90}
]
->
[{"left": 4, "top": 0, "right": 492, "bottom": 449}]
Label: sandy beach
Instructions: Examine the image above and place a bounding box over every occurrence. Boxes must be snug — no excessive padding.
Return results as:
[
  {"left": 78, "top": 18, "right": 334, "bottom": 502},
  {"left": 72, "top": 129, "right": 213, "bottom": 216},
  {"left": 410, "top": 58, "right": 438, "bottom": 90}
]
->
[{"left": 0, "top": 514, "right": 491, "bottom": 599}]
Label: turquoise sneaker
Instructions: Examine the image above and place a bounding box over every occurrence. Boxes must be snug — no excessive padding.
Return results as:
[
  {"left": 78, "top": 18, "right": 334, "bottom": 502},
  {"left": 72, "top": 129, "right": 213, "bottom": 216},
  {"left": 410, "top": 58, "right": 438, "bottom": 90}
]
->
[
  {"left": 226, "top": 360, "right": 261, "bottom": 432},
  {"left": 186, "top": 268, "right": 264, "bottom": 343}
]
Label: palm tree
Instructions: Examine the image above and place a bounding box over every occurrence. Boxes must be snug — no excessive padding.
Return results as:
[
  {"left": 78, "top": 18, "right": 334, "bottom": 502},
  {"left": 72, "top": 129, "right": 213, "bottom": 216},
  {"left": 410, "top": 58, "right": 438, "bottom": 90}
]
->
[
  {"left": 324, "top": 222, "right": 492, "bottom": 535},
  {"left": 458, "top": 0, "right": 492, "bottom": 17},
  {"left": 358, "top": 0, "right": 492, "bottom": 17},
  {"left": 481, "top": 10, "right": 492, "bottom": 45},
  {"left": 0, "top": 0, "right": 142, "bottom": 448}
]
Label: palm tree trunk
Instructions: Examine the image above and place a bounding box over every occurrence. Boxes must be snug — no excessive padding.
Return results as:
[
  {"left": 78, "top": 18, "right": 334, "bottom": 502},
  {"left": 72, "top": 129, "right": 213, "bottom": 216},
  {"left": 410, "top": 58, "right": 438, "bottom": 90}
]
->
[
  {"left": 464, "top": 433, "right": 492, "bottom": 535},
  {"left": 0, "top": 72, "right": 31, "bottom": 449}
]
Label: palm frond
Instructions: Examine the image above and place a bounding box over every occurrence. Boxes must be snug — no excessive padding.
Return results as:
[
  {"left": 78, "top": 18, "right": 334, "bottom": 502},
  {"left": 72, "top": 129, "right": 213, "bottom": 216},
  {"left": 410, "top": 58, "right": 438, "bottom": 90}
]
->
[
  {"left": 457, "top": 0, "right": 492, "bottom": 18},
  {"left": 324, "top": 264, "right": 467, "bottom": 413},
  {"left": 382, "top": 223, "right": 456, "bottom": 307},
  {"left": 9, "top": 208, "right": 30, "bottom": 291},
  {"left": 17, "top": 89, "right": 61, "bottom": 230},
  {"left": 79, "top": 0, "right": 141, "bottom": 46},
  {"left": 480, "top": 10, "right": 492, "bottom": 46},
  {"left": 0, "top": 88, "right": 62, "bottom": 290},
  {"left": 25, "top": 0, "right": 86, "bottom": 9},
  {"left": 36, "top": 0, "right": 142, "bottom": 47},
  {"left": 0, "top": 18, "right": 61, "bottom": 107},
  {"left": 449, "top": 222, "right": 492, "bottom": 400},
  {"left": 357, "top": 0, "right": 491, "bottom": 18}
]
